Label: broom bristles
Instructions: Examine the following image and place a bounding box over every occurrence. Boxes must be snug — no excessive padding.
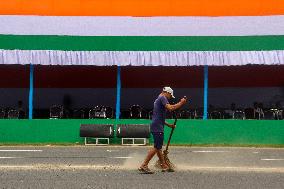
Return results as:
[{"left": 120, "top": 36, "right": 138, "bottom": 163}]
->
[
  {"left": 164, "top": 153, "right": 175, "bottom": 169},
  {"left": 154, "top": 150, "right": 175, "bottom": 169}
]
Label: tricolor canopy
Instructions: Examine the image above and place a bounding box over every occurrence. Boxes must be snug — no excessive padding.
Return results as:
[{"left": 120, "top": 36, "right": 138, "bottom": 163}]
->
[{"left": 0, "top": 0, "right": 284, "bottom": 66}]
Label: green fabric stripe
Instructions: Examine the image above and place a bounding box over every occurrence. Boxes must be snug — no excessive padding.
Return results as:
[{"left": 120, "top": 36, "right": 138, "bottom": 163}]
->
[{"left": 0, "top": 35, "right": 284, "bottom": 51}]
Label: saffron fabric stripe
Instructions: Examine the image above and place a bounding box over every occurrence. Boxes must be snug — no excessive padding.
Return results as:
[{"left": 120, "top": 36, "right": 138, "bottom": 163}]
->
[{"left": 0, "top": 0, "right": 284, "bottom": 16}]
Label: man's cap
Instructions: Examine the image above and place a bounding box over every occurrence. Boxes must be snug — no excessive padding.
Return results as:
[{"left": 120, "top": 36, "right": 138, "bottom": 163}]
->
[{"left": 163, "top": 87, "right": 175, "bottom": 98}]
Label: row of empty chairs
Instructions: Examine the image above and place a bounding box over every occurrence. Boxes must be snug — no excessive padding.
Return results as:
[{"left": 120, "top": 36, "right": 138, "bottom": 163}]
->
[
  {"left": 50, "top": 104, "right": 147, "bottom": 119},
  {"left": 176, "top": 108, "right": 283, "bottom": 120},
  {"left": 47, "top": 105, "right": 284, "bottom": 120},
  {"left": 1, "top": 105, "right": 283, "bottom": 120},
  {"left": 50, "top": 105, "right": 114, "bottom": 119},
  {"left": 123, "top": 106, "right": 282, "bottom": 120},
  {"left": 0, "top": 108, "right": 26, "bottom": 119}
]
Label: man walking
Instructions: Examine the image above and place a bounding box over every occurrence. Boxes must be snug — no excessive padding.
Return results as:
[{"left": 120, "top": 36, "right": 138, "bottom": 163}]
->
[{"left": 139, "top": 87, "right": 187, "bottom": 173}]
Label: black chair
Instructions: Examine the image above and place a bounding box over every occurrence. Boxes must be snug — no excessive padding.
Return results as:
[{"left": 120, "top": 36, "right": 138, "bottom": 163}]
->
[
  {"left": 193, "top": 109, "right": 203, "bottom": 119},
  {"left": 130, "top": 105, "right": 142, "bottom": 119},
  {"left": 105, "top": 106, "right": 114, "bottom": 119},
  {"left": 263, "top": 109, "right": 278, "bottom": 120},
  {"left": 179, "top": 109, "right": 191, "bottom": 119},
  {"left": 120, "top": 110, "right": 130, "bottom": 119},
  {"left": 63, "top": 108, "right": 72, "bottom": 119},
  {"left": 223, "top": 109, "right": 234, "bottom": 119},
  {"left": 244, "top": 108, "right": 255, "bottom": 119},
  {"left": 89, "top": 106, "right": 107, "bottom": 119},
  {"left": 278, "top": 110, "right": 283, "bottom": 120},
  {"left": 141, "top": 109, "right": 149, "bottom": 119},
  {"left": 254, "top": 108, "right": 265, "bottom": 120},
  {"left": 49, "top": 105, "right": 63, "bottom": 119},
  {"left": 209, "top": 111, "right": 222, "bottom": 119},
  {"left": 73, "top": 109, "right": 85, "bottom": 119},
  {"left": 7, "top": 109, "right": 19, "bottom": 119},
  {"left": 18, "top": 109, "right": 26, "bottom": 119},
  {"left": 0, "top": 109, "right": 5, "bottom": 119},
  {"left": 233, "top": 110, "right": 245, "bottom": 120},
  {"left": 89, "top": 107, "right": 98, "bottom": 119},
  {"left": 148, "top": 110, "right": 153, "bottom": 120}
]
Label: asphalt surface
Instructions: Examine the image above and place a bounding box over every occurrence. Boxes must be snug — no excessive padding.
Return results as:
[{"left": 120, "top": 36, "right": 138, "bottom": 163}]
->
[{"left": 0, "top": 146, "right": 283, "bottom": 189}]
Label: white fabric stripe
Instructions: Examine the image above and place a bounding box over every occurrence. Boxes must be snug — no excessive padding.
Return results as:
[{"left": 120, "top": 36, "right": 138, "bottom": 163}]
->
[
  {"left": 1, "top": 50, "right": 284, "bottom": 66},
  {"left": 0, "top": 15, "right": 284, "bottom": 36}
]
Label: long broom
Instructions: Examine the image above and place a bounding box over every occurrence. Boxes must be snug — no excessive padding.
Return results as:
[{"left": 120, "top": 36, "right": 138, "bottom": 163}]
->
[{"left": 155, "top": 113, "right": 178, "bottom": 171}]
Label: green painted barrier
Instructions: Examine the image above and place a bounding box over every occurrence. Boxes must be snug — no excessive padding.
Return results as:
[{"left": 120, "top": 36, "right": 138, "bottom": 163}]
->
[{"left": 0, "top": 119, "right": 283, "bottom": 145}]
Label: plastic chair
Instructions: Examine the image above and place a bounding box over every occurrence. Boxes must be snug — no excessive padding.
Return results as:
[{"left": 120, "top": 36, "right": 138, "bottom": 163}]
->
[
  {"left": 263, "top": 109, "right": 278, "bottom": 120},
  {"left": 148, "top": 110, "right": 153, "bottom": 120},
  {"left": 89, "top": 106, "right": 106, "bottom": 119},
  {"left": 244, "top": 108, "right": 255, "bottom": 119},
  {"left": 120, "top": 110, "right": 131, "bottom": 119},
  {"left": 130, "top": 105, "right": 142, "bottom": 119},
  {"left": 105, "top": 106, "right": 114, "bottom": 119},
  {"left": 49, "top": 105, "right": 63, "bottom": 119},
  {"left": 223, "top": 109, "right": 234, "bottom": 119},
  {"left": 179, "top": 110, "right": 191, "bottom": 119},
  {"left": 73, "top": 109, "right": 85, "bottom": 119},
  {"left": 0, "top": 109, "right": 5, "bottom": 119},
  {"left": 277, "top": 110, "right": 283, "bottom": 120},
  {"left": 193, "top": 109, "right": 203, "bottom": 119},
  {"left": 233, "top": 110, "right": 245, "bottom": 120},
  {"left": 210, "top": 111, "right": 222, "bottom": 119},
  {"left": 7, "top": 109, "right": 19, "bottom": 119}
]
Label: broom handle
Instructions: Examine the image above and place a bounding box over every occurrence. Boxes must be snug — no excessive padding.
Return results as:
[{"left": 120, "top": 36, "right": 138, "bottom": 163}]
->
[
  {"left": 164, "top": 96, "right": 186, "bottom": 152},
  {"left": 165, "top": 117, "right": 178, "bottom": 152}
]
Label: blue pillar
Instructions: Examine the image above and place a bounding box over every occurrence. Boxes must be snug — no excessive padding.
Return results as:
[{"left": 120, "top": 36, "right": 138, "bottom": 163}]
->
[
  {"left": 28, "top": 64, "right": 34, "bottom": 120},
  {"left": 203, "top": 65, "right": 208, "bottom": 120},
  {"left": 115, "top": 66, "right": 121, "bottom": 120}
]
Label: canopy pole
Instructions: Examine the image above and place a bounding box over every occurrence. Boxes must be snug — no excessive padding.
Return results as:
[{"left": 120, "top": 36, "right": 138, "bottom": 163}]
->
[
  {"left": 203, "top": 65, "right": 208, "bottom": 120},
  {"left": 28, "top": 64, "right": 34, "bottom": 120},
  {"left": 115, "top": 65, "right": 121, "bottom": 120}
]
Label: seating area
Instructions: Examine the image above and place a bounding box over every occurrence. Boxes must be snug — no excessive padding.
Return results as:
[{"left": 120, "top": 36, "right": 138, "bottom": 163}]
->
[
  {"left": 1, "top": 102, "right": 282, "bottom": 120},
  {"left": 205, "top": 108, "right": 283, "bottom": 120},
  {"left": 0, "top": 108, "right": 25, "bottom": 119}
]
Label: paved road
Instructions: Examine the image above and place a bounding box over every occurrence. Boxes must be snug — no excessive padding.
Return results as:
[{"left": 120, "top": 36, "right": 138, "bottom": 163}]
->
[{"left": 0, "top": 146, "right": 283, "bottom": 189}]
